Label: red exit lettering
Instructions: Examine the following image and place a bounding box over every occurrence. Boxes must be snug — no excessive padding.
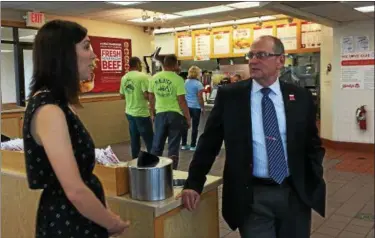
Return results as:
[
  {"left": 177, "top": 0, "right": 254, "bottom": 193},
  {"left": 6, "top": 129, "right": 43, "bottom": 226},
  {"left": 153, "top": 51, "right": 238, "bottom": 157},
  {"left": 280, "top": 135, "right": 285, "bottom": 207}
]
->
[
  {"left": 102, "top": 61, "right": 121, "bottom": 70},
  {"left": 31, "top": 12, "right": 43, "bottom": 23}
]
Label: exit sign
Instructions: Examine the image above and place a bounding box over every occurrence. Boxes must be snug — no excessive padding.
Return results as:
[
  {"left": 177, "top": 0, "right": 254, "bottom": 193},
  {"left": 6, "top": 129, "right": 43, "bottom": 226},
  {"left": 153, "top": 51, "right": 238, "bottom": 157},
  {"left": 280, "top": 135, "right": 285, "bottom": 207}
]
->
[{"left": 26, "top": 12, "right": 45, "bottom": 28}]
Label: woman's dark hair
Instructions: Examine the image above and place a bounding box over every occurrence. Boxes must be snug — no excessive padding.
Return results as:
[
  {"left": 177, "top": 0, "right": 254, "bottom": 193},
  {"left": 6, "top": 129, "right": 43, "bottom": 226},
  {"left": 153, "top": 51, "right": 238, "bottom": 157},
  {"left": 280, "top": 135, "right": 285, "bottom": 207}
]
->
[{"left": 29, "top": 20, "right": 88, "bottom": 105}]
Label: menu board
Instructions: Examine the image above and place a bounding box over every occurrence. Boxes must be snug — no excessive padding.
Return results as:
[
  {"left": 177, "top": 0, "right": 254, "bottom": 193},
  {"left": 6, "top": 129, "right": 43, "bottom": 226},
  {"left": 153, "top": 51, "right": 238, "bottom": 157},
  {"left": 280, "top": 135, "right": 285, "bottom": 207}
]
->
[
  {"left": 301, "top": 22, "right": 321, "bottom": 49},
  {"left": 177, "top": 34, "right": 193, "bottom": 57},
  {"left": 213, "top": 31, "right": 231, "bottom": 55},
  {"left": 253, "top": 26, "right": 274, "bottom": 40},
  {"left": 154, "top": 33, "right": 176, "bottom": 55},
  {"left": 195, "top": 32, "right": 211, "bottom": 60},
  {"left": 276, "top": 23, "right": 297, "bottom": 50},
  {"left": 232, "top": 28, "right": 252, "bottom": 54}
]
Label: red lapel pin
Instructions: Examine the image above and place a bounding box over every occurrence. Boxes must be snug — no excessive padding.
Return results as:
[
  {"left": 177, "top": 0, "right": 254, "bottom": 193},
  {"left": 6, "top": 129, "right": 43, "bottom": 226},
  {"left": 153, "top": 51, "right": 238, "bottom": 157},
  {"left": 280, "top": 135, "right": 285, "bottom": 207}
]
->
[{"left": 289, "top": 94, "right": 295, "bottom": 101}]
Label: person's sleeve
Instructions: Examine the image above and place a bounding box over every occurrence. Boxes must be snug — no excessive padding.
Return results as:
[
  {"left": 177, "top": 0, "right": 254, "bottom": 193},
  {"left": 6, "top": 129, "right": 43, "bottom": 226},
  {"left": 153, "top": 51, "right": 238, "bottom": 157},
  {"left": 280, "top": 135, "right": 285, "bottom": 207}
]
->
[
  {"left": 197, "top": 81, "right": 204, "bottom": 91},
  {"left": 183, "top": 87, "right": 224, "bottom": 194},
  {"left": 119, "top": 76, "right": 125, "bottom": 95},
  {"left": 176, "top": 76, "right": 186, "bottom": 96}
]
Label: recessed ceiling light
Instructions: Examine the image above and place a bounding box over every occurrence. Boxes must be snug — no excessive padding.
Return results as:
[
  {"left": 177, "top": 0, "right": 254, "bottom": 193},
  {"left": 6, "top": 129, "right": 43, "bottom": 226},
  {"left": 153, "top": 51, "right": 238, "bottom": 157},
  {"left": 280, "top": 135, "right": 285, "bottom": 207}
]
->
[
  {"left": 226, "top": 2, "right": 260, "bottom": 9},
  {"left": 106, "top": 1, "right": 143, "bottom": 6},
  {"left": 175, "top": 5, "right": 234, "bottom": 17},
  {"left": 354, "top": 5, "right": 374, "bottom": 13}
]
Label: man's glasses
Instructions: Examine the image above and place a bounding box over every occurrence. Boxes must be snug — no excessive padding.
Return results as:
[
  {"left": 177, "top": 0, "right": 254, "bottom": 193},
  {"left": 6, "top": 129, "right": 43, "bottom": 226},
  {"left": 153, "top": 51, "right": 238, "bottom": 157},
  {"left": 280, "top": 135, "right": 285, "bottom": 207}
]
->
[{"left": 245, "top": 52, "right": 282, "bottom": 60}]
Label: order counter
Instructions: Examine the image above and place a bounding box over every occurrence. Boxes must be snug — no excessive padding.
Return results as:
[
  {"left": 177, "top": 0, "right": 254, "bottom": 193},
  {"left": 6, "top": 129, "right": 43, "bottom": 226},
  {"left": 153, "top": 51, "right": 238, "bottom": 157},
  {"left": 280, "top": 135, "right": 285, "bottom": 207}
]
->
[
  {"left": 1, "top": 95, "right": 131, "bottom": 147},
  {"left": 1, "top": 150, "right": 223, "bottom": 238}
]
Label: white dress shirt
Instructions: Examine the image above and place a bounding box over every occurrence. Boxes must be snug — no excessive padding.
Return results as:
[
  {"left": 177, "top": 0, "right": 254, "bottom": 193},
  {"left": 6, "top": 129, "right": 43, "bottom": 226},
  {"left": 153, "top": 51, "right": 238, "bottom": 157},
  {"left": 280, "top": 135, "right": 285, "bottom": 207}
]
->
[{"left": 251, "top": 79, "right": 289, "bottom": 178}]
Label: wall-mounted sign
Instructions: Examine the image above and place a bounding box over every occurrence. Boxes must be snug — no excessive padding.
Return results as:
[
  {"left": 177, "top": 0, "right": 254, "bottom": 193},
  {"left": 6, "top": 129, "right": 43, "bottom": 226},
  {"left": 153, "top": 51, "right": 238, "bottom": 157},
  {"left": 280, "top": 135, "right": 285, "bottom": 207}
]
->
[
  {"left": 213, "top": 31, "right": 230, "bottom": 55},
  {"left": 89, "top": 36, "right": 132, "bottom": 93},
  {"left": 26, "top": 12, "right": 46, "bottom": 28},
  {"left": 195, "top": 32, "right": 211, "bottom": 60},
  {"left": 232, "top": 28, "right": 251, "bottom": 54},
  {"left": 177, "top": 34, "right": 193, "bottom": 57}
]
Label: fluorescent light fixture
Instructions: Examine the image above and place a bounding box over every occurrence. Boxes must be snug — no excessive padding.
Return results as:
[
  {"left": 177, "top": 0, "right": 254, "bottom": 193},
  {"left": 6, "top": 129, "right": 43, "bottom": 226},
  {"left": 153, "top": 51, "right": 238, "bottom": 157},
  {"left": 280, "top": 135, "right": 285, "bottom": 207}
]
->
[
  {"left": 129, "top": 14, "right": 181, "bottom": 23},
  {"left": 174, "top": 26, "right": 190, "bottom": 32},
  {"left": 354, "top": 5, "right": 374, "bottom": 13},
  {"left": 1, "top": 50, "right": 13, "bottom": 53},
  {"left": 154, "top": 28, "right": 175, "bottom": 34},
  {"left": 190, "top": 23, "right": 211, "bottom": 30},
  {"left": 226, "top": 1, "right": 260, "bottom": 9},
  {"left": 106, "top": 1, "right": 143, "bottom": 6},
  {"left": 210, "top": 20, "right": 236, "bottom": 28},
  {"left": 175, "top": 5, "right": 234, "bottom": 17},
  {"left": 153, "top": 15, "right": 278, "bottom": 34}
]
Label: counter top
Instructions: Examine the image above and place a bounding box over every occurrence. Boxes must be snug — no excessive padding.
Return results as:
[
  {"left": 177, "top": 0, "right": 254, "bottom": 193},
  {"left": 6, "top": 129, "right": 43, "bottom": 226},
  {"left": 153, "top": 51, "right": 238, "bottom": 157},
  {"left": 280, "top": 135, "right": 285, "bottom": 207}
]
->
[
  {"left": 1, "top": 104, "right": 26, "bottom": 114},
  {"left": 110, "top": 170, "right": 222, "bottom": 217}
]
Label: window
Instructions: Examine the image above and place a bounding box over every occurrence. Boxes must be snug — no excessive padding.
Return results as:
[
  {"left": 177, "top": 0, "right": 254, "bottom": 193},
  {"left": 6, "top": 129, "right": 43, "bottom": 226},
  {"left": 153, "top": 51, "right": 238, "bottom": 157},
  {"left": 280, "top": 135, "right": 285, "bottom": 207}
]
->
[
  {"left": 19, "top": 28, "right": 37, "bottom": 43},
  {"left": 1, "top": 27, "right": 14, "bottom": 41},
  {"left": 1, "top": 43, "right": 17, "bottom": 103}
]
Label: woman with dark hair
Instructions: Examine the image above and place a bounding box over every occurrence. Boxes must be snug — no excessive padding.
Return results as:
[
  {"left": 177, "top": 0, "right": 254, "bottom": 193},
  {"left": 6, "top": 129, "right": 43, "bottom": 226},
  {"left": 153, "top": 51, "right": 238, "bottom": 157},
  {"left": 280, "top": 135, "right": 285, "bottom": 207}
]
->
[{"left": 23, "top": 20, "right": 129, "bottom": 237}]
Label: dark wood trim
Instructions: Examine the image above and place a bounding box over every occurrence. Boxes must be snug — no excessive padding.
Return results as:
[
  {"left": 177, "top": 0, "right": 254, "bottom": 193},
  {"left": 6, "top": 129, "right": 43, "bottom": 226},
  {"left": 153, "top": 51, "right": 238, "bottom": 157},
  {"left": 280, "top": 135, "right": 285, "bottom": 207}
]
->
[
  {"left": 1, "top": 20, "right": 26, "bottom": 28},
  {"left": 322, "top": 138, "right": 374, "bottom": 154},
  {"left": 1, "top": 20, "right": 39, "bottom": 30}
]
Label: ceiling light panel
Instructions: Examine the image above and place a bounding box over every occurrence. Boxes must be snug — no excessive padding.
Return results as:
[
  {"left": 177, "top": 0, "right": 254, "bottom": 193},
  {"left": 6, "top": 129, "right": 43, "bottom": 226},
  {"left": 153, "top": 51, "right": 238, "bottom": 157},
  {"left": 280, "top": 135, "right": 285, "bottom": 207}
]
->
[
  {"left": 226, "top": 1, "right": 260, "bottom": 9},
  {"left": 106, "top": 1, "right": 144, "bottom": 6},
  {"left": 175, "top": 5, "right": 234, "bottom": 17},
  {"left": 355, "top": 5, "right": 374, "bottom": 13}
]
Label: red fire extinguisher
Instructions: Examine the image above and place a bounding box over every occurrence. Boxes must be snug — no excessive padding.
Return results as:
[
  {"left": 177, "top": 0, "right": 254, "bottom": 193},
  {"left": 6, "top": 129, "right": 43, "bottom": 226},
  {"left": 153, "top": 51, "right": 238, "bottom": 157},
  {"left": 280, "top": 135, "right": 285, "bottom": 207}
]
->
[{"left": 356, "top": 105, "right": 367, "bottom": 130}]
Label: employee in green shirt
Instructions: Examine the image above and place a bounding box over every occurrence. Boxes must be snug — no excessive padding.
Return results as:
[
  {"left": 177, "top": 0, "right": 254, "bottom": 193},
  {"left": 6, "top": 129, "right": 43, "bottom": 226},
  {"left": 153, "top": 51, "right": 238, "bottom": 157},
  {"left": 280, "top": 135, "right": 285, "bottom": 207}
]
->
[
  {"left": 149, "top": 54, "right": 191, "bottom": 169},
  {"left": 120, "top": 57, "right": 153, "bottom": 158}
]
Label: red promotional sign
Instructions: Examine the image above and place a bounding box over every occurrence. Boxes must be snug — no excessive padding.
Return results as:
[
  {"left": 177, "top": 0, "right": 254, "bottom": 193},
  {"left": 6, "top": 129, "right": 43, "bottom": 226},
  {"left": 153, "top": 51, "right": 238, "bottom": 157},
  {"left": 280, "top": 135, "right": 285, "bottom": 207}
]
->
[{"left": 89, "top": 36, "right": 131, "bottom": 93}]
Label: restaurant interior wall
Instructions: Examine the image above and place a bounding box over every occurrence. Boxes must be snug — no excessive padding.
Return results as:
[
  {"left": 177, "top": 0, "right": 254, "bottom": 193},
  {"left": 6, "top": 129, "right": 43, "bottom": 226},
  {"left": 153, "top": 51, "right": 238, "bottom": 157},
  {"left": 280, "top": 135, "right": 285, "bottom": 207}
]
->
[{"left": 320, "top": 20, "right": 374, "bottom": 144}]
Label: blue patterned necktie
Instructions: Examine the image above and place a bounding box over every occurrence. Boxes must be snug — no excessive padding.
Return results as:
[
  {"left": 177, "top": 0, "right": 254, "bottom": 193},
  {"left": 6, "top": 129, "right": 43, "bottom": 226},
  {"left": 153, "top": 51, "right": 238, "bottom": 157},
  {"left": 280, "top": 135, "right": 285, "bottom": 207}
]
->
[{"left": 261, "top": 88, "right": 288, "bottom": 184}]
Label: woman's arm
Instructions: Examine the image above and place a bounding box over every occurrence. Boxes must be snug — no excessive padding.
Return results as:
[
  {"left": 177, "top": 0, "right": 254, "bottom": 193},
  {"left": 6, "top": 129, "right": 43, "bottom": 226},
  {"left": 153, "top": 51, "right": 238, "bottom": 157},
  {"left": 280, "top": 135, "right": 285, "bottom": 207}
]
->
[{"left": 32, "top": 105, "right": 121, "bottom": 230}]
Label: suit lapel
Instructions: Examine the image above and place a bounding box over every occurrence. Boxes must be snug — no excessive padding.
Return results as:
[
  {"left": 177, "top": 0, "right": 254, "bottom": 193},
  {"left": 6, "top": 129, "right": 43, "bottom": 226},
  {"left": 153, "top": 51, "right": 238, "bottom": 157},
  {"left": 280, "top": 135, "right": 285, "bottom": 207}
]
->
[
  {"left": 240, "top": 80, "right": 253, "bottom": 155},
  {"left": 279, "top": 81, "right": 298, "bottom": 159}
]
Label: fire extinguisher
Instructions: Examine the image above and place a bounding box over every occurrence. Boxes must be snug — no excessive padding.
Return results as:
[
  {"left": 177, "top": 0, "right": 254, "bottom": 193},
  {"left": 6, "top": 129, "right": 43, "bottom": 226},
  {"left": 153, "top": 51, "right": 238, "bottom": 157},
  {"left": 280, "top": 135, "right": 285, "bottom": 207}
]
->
[{"left": 355, "top": 105, "right": 367, "bottom": 130}]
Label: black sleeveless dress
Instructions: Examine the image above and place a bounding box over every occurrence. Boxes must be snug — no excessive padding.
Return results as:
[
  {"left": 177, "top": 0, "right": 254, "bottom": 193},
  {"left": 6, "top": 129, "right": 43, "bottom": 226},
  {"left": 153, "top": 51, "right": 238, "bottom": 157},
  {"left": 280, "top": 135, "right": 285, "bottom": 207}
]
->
[{"left": 23, "top": 92, "right": 109, "bottom": 238}]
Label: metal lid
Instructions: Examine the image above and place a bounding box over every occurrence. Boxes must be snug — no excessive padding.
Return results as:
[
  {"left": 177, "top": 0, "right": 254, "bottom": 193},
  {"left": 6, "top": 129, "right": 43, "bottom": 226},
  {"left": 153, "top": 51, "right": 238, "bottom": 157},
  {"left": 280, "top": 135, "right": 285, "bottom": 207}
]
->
[{"left": 127, "top": 157, "right": 173, "bottom": 169}]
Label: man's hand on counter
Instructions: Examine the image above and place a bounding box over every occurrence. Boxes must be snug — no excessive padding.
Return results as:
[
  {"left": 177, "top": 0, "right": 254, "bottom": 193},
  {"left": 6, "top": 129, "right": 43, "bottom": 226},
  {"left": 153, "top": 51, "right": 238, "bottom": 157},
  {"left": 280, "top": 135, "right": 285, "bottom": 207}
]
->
[{"left": 176, "top": 189, "right": 200, "bottom": 211}]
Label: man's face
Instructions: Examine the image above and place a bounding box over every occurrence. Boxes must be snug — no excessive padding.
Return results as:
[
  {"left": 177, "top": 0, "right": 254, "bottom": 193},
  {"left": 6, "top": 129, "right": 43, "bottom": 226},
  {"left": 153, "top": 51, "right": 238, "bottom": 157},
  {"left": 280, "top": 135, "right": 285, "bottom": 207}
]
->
[{"left": 248, "top": 38, "right": 285, "bottom": 80}]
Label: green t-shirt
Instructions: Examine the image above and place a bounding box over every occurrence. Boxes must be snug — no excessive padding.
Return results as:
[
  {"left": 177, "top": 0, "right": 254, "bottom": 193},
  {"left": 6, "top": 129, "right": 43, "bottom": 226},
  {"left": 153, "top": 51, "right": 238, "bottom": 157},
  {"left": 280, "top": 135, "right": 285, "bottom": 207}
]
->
[
  {"left": 149, "top": 71, "right": 186, "bottom": 115},
  {"left": 119, "top": 71, "right": 150, "bottom": 117}
]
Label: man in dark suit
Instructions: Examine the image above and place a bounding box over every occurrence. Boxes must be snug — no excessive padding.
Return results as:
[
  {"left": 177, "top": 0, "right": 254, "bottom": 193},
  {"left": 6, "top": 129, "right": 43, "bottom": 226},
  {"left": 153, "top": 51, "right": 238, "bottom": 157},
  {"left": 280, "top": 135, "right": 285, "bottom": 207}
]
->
[{"left": 180, "top": 35, "right": 326, "bottom": 238}]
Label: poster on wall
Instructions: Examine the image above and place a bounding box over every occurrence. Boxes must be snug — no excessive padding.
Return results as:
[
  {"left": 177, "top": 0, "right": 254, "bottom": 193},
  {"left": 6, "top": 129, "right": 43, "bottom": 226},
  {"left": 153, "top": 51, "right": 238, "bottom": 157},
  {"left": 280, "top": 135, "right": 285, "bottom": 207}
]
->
[
  {"left": 88, "top": 36, "right": 131, "bottom": 93},
  {"left": 232, "top": 28, "right": 251, "bottom": 54},
  {"left": 301, "top": 22, "right": 321, "bottom": 49},
  {"left": 276, "top": 23, "right": 297, "bottom": 51},
  {"left": 340, "top": 51, "right": 374, "bottom": 90},
  {"left": 253, "top": 26, "right": 273, "bottom": 41},
  {"left": 213, "top": 31, "right": 230, "bottom": 55}
]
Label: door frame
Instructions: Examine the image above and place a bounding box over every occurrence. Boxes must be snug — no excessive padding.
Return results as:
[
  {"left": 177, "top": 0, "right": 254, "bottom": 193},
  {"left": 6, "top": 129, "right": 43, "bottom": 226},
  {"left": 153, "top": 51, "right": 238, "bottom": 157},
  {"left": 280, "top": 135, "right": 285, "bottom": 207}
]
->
[{"left": 15, "top": 43, "right": 33, "bottom": 106}]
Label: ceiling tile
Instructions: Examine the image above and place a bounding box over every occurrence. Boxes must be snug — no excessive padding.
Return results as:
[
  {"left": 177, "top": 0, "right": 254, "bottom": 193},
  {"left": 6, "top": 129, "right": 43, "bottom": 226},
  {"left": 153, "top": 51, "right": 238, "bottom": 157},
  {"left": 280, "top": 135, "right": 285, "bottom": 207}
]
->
[
  {"left": 131, "top": 1, "right": 235, "bottom": 14},
  {"left": 301, "top": 3, "right": 371, "bottom": 22}
]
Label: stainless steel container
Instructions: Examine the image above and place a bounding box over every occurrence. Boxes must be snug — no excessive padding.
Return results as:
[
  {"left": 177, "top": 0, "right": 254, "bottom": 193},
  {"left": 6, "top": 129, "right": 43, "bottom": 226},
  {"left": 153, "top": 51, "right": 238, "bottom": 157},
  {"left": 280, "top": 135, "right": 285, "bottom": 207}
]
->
[{"left": 127, "top": 157, "right": 173, "bottom": 201}]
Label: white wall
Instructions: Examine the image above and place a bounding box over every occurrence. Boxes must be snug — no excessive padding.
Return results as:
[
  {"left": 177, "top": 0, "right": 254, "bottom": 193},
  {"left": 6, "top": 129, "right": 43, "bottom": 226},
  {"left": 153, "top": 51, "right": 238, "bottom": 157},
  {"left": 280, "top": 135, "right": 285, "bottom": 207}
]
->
[
  {"left": 1, "top": 10, "right": 154, "bottom": 103},
  {"left": 320, "top": 20, "right": 374, "bottom": 144}
]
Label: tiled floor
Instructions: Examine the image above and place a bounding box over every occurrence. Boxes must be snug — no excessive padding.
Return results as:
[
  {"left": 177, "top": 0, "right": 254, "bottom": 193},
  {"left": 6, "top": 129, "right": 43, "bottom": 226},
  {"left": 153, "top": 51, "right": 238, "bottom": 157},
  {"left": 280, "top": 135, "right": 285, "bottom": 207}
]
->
[{"left": 111, "top": 143, "right": 374, "bottom": 238}]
